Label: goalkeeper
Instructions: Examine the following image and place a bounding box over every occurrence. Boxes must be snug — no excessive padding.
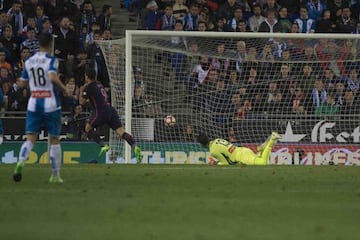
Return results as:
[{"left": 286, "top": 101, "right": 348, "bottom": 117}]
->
[{"left": 197, "top": 132, "right": 282, "bottom": 165}]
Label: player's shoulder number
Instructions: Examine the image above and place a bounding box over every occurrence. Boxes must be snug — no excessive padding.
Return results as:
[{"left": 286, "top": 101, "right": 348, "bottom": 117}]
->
[{"left": 215, "top": 139, "right": 236, "bottom": 153}]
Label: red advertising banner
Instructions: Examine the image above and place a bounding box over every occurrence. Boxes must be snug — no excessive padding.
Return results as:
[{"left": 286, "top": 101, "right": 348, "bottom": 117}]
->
[{"left": 246, "top": 144, "right": 360, "bottom": 166}]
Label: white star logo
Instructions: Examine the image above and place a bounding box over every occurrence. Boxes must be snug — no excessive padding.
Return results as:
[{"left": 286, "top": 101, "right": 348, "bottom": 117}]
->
[{"left": 280, "top": 122, "right": 306, "bottom": 142}]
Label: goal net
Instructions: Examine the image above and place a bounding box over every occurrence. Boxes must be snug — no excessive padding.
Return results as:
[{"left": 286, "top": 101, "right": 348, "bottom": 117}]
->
[{"left": 98, "top": 31, "right": 360, "bottom": 164}]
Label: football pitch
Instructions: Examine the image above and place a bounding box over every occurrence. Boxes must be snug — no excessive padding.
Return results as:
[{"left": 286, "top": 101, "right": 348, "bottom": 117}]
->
[{"left": 0, "top": 164, "right": 359, "bottom": 240}]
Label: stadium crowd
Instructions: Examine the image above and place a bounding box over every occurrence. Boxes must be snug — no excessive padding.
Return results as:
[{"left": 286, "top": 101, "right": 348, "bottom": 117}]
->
[
  {"left": 0, "top": 0, "right": 359, "bottom": 141},
  {"left": 128, "top": 0, "right": 360, "bottom": 120}
]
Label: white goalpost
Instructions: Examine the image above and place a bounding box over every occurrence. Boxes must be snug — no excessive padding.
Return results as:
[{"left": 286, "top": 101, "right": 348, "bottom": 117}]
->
[{"left": 98, "top": 31, "right": 360, "bottom": 165}]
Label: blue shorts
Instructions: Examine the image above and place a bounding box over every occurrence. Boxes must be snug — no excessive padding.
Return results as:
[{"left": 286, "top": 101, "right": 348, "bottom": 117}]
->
[{"left": 26, "top": 110, "right": 62, "bottom": 136}]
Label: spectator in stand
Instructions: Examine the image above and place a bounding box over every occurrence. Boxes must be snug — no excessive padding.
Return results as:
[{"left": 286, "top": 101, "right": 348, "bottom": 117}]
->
[
  {"left": 172, "top": 0, "right": 189, "bottom": 21},
  {"left": 236, "top": 19, "right": 250, "bottom": 32},
  {"left": 315, "top": 9, "right": 336, "bottom": 32},
  {"left": 258, "top": 9, "right": 282, "bottom": 33},
  {"left": 132, "top": 85, "right": 146, "bottom": 116},
  {"left": 194, "top": 0, "right": 219, "bottom": 13},
  {"left": 340, "top": 90, "right": 360, "bottom": 114},
  {"left": 44, "top": 0, "right": 62, "bottom": 22},
  {"left": 248, "top": 3, "right": 265, "bottom": 32},
  {"left": 102, "top": 29, "right": 112, "bottom": 41},
  {"left": 322, "top": 68, "right": 338, "bottom": 90},
  {"left": 291, "top": 87, "right": 308, "bottom": 114},
  {"left": 278, "top": 49, "right": 295, "bottom": 72},
  {"left": 320, "top": 40, "right": 346, "bottom": 77},
  {"left": 327, "top": 0, "right": 349, "bottom": 22},
  {"left": 20, "top": 27, "right": 39, "bottom": 55},
  {"left": 97, "top": 4, "right": 112, "bottom": 31},
  {"left": 274, "top": 63, "right": 296, "bottom": 104},
  {"left": 277, "top": 0, "right": 301, "bottom": 21},
  {"left": 181, "top": 123, "right": 196, "bottom": 142},
  {"left": 258, "top": 41, "right": 275, "bottom": 79},
  {"left": 344, "top": 67, "right": 360, "bottom": 92},
  {"left": 183, "top": 3, "right": 200, "bottom": 31},
  {"left": 156, "top": 4, "right": 176, "bottom": 30},
  {"left": 0, "top": 24, "right": 19, "bottom": 65},
  {"left": 197, "top": 21, "right": 207, "bottom": 31},
  {"left": 261, "top": 0, "right": 281, "bottom": 18},
  {"left": 63, "top": 104, "right": 87, "bottom": 141},
  {"left": 85, "top": 22, "right": 100, "bottom": 48},
  {"left": 142, "top": 0, "right": 161, "bottom": 30},
  {"left": 335, "top": 6, "right": 356, "bottom": 33},
  {"left": 217, "top": 0, "right": 241, "bottom": 23},
  {"left": 13, "top": 47, "right": 30, "bottom": 79},
  {"left": 306, "top": 0, "right": 327, "bottom": 21},
  {"left": 226, "top": 6, "right": 244, "bottom": 32},
  {"left": 334, "top": 80, "right": 345, "bottom": 106},
  {"left": 6, "top": 80, "right": 30, "bottom": 112},
  {"left": 0, "top": 67, "right": 14, "bottom": 85},
  {"left": 74, "top": 50, "right": 87, "bottom": 87},
  {"left": 87, "top": 30, "right": 110, "bottom": 90},
  {"left": 41, "top": 18, "right": 53, "bottom": 34},
  {"left": 22, "top": 0, "right": 38, "bottom": 20},
  {"left": 244, "top": 46, "right": 258, "bottom": 63},
  {"left": 211, "top": 42, "right": 230, "bottom": 78},
  {"left": 35, "top": 5, "right": 48, "bottom": 33},
  {"left": 265, "top": 81, "right": 283, "bottom": 113},
  {"left": 22, "top": 14, "right": 38, "bottom": 36},
  {"left": 314, "top": 91, "right": 339, "bottom": 117},
  {"left": 0, "top": 11, "right": 9, "bottom": 37},
  {"left": 351, "top": 0, "right": 360, "bottom": 22},
  {"left": 231, "top": 40, "right": 247, "bottom": 76},
  {"left": 7, "top": 0, "right": 24, "bottom": 39},
  {"left": 298, "top": 45, "right": 320, "bottom": 74},
  {"left": 198, "top": 8, "right": 215, "bottom": 31},
  {"left": 79, "top": 0, "right": 97, "bottom": 35},
  {"left": 294, "top": 6, "right": 316, "bottom": 33},
  {"left": 296, "top": 64, "right": 315, "bottom": 112},
  {"left": 278, "top": 7, "right": 292, "bottom": 33},
  {"left": 312, "top": 78, "right": 327, "bottom": 110},
  {"left": 339, "top": 39, "right": 356, "bottom": 67},
  {"left": 61, "top": 75, "right": 78, "bottom": 112},
  {"left": 0, "top": 49, "right": 12, "bottom": 74},
  {"left": 53, "top": 16, "right": 79, "bottom": 76},
  {"left": 228, "top": 69, "right": 240, "bottom": 93},
  {"left": 230, "top": 92, "right": 252, "bottom": 120}
]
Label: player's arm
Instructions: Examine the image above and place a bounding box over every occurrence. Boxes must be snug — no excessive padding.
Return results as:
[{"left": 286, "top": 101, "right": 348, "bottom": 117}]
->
[
  {"left": 17, "top": 64, "right": 29, "bottom": 88},
  {"left": 79, "top": 84, "right": 89, "bottom": 105},
  {"left": 50, "top": 72, "right": 68, "bottom": 96},
  {"left": 211, "top": 152, "right": 229, "bottom": 166}
]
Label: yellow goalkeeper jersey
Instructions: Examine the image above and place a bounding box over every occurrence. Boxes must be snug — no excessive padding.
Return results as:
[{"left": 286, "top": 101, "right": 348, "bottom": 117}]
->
[
  {"left": 208, "top": 138, "right": 240, "bottom": 165},
  {"left": 209, "top": 138, "right": 264, "bottom": 165}
]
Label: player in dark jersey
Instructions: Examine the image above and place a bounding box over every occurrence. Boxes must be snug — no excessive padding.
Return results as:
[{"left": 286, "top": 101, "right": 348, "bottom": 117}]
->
[{"left": 79, "top": 67, "right": 142, "bottom": 163}]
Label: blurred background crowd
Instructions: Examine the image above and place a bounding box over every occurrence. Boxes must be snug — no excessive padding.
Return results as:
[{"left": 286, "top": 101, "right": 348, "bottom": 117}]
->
[{"left": 0, "top": 0, "right": 359, "bottom": 141}]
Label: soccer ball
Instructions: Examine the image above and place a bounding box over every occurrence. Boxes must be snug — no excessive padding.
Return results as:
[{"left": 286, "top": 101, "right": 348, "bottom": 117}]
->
[{"left": 164, "top": 115, "right": 176, "bottom": 127}]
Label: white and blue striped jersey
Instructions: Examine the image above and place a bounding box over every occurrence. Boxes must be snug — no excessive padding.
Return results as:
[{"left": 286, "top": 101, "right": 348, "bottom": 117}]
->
[{"left": 21, "top": 52, "right": 61, "bottom": 113}]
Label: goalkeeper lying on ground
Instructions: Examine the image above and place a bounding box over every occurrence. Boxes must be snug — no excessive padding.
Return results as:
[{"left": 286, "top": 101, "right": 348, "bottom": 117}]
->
[{"left": 197, "top": 132, "right": 282, "bottom": 165}]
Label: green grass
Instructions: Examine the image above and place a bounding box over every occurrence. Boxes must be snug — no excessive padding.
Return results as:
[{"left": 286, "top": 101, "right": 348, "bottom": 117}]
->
[{"left": 0, "top": 164, "right": 360, "bottom": 240}]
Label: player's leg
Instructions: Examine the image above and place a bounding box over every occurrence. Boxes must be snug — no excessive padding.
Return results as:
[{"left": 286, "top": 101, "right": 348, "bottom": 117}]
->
[
  {"left": 236, "top": 147, "right": 259, "bottom": 165},
  {"left": 109, "top": 106, "right": 142, "bottom": 163},
  {"left": 115, "top": 127, "right": 143, "bottom": 164},
  {"left": 85, "top": 116, "right": 110, "bottom": 158},
  {"left": 13, "top": 111, "right": 40, "bottom": 182},
  {"left": 46, "top": 110, "right": 63, "bottom": 183},
  {"left": 254, "top": 132, "right": 282, "bottom": 165}
]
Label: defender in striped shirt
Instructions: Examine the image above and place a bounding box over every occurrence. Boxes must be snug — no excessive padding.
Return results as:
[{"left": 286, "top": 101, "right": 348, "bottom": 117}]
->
[{"left": 13, "top": 32, "right": 68, "bottom": 183}]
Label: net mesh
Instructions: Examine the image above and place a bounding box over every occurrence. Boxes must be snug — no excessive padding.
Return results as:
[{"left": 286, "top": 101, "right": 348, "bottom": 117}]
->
[{"left": 99, "top": 32, "right": 360, "bottom": 163}]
